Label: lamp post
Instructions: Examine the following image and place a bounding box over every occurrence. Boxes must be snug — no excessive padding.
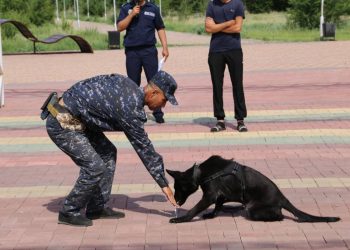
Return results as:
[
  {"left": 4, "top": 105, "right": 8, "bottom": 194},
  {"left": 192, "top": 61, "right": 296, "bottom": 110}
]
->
[
  {"left": 0, "top": 26, "right": 4, "bottom": 107},
  {"left": 76, "top": 0, "right": 81, "bottom": 28},
  {"left": 159, "top": 0, "right": 162, "bottom": 17},
  {"left": 63, "top": 0, "right": 66, "bottom": 19},
  {"left": 87, "top": 0, "right": 90, "bottom": 19},
  {"left": 320, "top": 0, "right": 325, "bottom": 38},
  {"left": 113, "top": 0, "right": 117, "bottom": 30},
  {"left": 104, "top": 0, "right": 107, "bottom": 21},
  {"left": 55, "top": 0, "right": 60, "bottom": 22}
]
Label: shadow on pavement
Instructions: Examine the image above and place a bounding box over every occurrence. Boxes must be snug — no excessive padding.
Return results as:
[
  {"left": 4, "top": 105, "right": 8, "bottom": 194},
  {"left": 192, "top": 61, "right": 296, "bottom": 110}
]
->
[{"left": 43, "top": 194, "right": 175, "bottom": 217}]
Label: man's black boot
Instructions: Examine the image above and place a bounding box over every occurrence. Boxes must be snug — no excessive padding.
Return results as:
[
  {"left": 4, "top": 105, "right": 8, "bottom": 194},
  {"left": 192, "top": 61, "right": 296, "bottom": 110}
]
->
[
  {"left": 154, "top": 115, "right": 165, "bottom": 124},
  {"left": 86, "top": 207, "right": 125, "bottom": 220},
  {"left": 58, "top": 212, "right": 93, "bottom": 227},
  {"left": 153, "top": 110, "right": 165, "bottom": 124}
]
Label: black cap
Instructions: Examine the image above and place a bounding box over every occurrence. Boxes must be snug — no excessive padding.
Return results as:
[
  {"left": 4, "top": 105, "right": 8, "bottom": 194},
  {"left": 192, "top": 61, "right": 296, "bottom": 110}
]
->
[{"left": 150, "top": 71, "right": 178, "bottom": 105}]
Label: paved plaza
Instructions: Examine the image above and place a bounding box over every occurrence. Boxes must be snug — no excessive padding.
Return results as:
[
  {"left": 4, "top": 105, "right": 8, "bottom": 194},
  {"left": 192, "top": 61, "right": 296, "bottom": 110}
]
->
[{"left": 0, "top": 30, "right": 350, "bottom": 249}]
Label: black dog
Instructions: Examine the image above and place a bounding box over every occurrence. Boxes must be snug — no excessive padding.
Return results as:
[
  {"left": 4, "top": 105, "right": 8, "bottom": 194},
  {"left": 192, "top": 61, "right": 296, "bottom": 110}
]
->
[{"left": 167, "top": 155, "right": 340, "bottom": 223}]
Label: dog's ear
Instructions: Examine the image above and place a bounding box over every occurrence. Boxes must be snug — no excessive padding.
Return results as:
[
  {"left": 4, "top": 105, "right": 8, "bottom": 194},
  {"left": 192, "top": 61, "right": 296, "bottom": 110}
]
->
[{"left": 166, "top": 169, "right": 181, "bottom": 179}]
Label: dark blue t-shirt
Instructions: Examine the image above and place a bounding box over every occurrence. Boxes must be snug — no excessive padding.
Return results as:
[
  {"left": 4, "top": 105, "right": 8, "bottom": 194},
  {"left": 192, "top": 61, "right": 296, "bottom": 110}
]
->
[
  {"left": 117, "top": 2, "right": 165, "bottom": 48},
  {"left": 206, "top": 0, "right": 245, "bottom": 53}
]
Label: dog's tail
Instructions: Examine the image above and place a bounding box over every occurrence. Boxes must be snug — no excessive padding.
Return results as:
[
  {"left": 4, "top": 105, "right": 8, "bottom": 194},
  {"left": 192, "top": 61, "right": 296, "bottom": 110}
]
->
[{"left": 282, "top": 197, "right": 340, "bottom": 223}]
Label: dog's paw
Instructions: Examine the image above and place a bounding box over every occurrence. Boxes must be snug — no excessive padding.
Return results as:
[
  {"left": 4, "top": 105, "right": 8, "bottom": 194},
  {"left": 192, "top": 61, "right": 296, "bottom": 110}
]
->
[
  {"left": 169, "top": 217, "right": 190, "bottom": 223},
  {"left": 169, "top": 217, "right": 181, "bottom": 223},
  {"left": 202, "top": 212, "right": 215, "bottom": 219}
]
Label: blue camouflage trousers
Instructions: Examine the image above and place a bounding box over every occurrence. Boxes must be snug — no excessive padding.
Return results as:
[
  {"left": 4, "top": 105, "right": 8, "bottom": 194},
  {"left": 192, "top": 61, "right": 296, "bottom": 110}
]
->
[{"left": 46, "top": 115, "right": 117, "bottom": 216}]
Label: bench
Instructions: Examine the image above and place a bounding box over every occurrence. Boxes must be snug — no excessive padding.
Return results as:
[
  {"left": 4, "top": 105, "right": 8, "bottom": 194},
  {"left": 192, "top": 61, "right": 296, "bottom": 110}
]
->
[{"left": 0, "top": 19, "right": 93, "bottom": 53}]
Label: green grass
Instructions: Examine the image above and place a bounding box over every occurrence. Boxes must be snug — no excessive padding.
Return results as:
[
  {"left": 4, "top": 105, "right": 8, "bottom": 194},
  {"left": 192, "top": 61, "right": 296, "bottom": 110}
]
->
[
  {"left": 1, "top": 12, "right": 350, "bottom": 53},
  {"left": 1, "top": 21, "right": 109, "bottom": 53},
  {"left": 164, "top": 15, "right": 206, "bottom": 35},
  {"left": 164, "top": 12, "right": 350, "bottom": 42}
]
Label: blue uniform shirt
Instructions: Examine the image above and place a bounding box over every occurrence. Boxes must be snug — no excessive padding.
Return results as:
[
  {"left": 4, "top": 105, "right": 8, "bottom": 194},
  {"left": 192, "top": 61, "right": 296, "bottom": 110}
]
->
[
  {"left": 62, "top": 74, "right": 169, "bottom": 188},
  {"left": 206, "top": 0, "right": 245, "bottom": 53},
  {"left": 117, "top": 2, "right": 165, "bottom": 48}
]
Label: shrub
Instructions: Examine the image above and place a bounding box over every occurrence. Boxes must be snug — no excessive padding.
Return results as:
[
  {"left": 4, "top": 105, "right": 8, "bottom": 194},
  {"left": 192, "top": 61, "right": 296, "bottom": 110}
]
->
[
  {"left": 272, "top": 0, "right": 290, "bottom": 11},
  {"left": 61, "top": 20, "right": 73, "bottom": 32},
  {"left": 82, "top": 0, "right": 105, "bottom": 17},
  {"left": 243, "top": 0, "right": 273, "bottom": 14},
  {"left": 28, "top": 0, "right": 54, "bottom": 26},
  {"left": 1, "top": 11, "right": 31, "bottom": 39},
  {"left": 1, "top": 0, "right": 28, "bottom": 13},
  {"left": 288, "top": 0, "right": 350, "bottom": 29}
]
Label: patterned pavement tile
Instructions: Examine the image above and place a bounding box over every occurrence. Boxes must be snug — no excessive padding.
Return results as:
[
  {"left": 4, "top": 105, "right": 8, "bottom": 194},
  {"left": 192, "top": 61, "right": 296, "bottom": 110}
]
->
[{"left": 0, "top": 36, "right": 350, "bottom": 249}]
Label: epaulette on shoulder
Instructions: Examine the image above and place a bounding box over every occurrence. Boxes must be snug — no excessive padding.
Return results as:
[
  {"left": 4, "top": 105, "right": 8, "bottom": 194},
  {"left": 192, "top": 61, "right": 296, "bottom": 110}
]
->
[
  {"left": 122, "top": 2, "right": 131, "bottom": 7},
  {"left": 146, "top": 1, "right": 156, "bottom": 6}
]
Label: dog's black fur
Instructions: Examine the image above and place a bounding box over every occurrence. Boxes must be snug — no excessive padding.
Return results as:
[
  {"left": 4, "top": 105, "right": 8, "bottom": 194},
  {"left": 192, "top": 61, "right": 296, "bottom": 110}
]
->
[{"left": 167, "top": 155, "right": 340, "bottom": 223}]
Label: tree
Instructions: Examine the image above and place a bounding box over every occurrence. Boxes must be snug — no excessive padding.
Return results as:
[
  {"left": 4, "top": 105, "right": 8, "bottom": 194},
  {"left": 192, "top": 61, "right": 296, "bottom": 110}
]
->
[
  {"left": 243, "top": 0, "right": 273, "bottom": 13},
  {"left": 1, "top": 0, "right": 28, "bottom": 13},
  {"left": 28, "top": 0, "right": 54, "bottom": 26},
  {"left": 288, "top": 0, "right": 350, "bottom": 29},
  {"left": 272, "top": 0, "right": 289, "bottom": 11},
  {"left": 81, "top": 0, "right": 105, "bottom": 17}
]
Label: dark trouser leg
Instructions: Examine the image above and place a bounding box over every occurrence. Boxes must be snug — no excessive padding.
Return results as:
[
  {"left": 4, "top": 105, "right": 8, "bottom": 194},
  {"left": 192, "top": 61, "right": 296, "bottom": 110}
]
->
[
  {"left": 142, "top": 46, "right": 163, "bottom": 119},
  {"left": 126, "top": 49, "right": 143, "bottom": 86},
  {"left": 208, "top": 52, "right": 226, "bottom": 120},
  {"left": 226, "top": 49, "right": 247, "bottom": 121},
  {"left": 85, "top": 130, "right": 117, "bottom": 212},
  {"left": 46, "top": 115, "right": 116, "bottom": 216}
]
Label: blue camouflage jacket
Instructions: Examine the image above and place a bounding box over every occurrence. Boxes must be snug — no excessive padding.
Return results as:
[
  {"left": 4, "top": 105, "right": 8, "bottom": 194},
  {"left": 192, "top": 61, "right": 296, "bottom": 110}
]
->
[{"left": 62, "top": 74, "right": 168, "bottom": 188}]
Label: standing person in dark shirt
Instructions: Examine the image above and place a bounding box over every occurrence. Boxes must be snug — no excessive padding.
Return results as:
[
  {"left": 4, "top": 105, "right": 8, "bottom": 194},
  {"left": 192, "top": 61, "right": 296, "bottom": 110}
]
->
[
  {"left": 205, "top": 0, "right": 248, "bottom": 133},
  {"left": 117, "top": 0, "right": 169, "bottom": 124},
  {"left": 43, "top": 71, "right": 178, "bottom": 227}
]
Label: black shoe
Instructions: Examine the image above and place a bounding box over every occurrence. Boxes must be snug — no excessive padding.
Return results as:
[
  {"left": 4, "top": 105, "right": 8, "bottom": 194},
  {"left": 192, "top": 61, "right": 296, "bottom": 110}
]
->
[
  {"left": 154, "top": 116, "right": 165, "bottom": 124},
  {"left": 58, "top": 212, "right": 92, "bottom": 227},
  {"left": 86, "top": 207, "right": 125, "bottom": 220},
  {"left": 237, "top": 121, "right": 248, "bottom": 132},
  {"left": 210, "top": 121, "right": 226, "bottom": 132}
]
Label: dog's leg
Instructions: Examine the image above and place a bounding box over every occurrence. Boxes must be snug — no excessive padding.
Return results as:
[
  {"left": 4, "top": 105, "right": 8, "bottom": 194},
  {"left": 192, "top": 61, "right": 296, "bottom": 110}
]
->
[
  {"left": 202, "top": 196, "right": 225, "bottom": 219},
  {"left": 248, "top": 206, "right": 284, "bottom": 222},
  {"left": 221, "top": 204, "right": 245, "bottom": 213},
  {"left": 169, "top": 197, "right": 213, "bottom": 223}
]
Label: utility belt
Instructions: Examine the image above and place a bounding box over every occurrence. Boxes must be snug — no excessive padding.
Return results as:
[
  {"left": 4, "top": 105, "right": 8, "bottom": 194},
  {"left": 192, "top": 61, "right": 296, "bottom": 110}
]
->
[{"left": 40, "top": 92, "right": 85, "bottom": 131}]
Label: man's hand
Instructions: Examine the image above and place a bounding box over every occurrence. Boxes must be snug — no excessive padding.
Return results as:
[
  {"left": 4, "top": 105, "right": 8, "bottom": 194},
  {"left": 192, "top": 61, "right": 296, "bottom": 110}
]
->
[
  {"left": 162, "top": 186, "right": 178, "bottom": 207},
  {"left": 162, "top": 47, "right": 169, "bottom": 62},
  {"left": 205, "top": 17, "right": 216, "bottom": 27},
  {"left": 131, "top": 5, "right": 140, "bottom": 17},
  {"left": 205, "top": 17, "right": 236, "bottom": 34}
]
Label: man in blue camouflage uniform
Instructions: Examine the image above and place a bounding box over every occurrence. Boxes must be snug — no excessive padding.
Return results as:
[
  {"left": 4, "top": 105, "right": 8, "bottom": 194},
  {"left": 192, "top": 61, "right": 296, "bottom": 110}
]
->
[
  {"left": 45, "top": 71, "right": 178, "bottom": 227},
  {"left": 117, "top": 0, "right": 169, "bottom": 123}
]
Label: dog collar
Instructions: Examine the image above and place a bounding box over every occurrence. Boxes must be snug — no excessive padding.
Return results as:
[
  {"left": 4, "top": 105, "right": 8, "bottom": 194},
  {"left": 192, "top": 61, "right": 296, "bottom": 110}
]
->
[
  {"left": 200, "top": 164, "right": 240, "bottom": 185},
  {"left": 197, "top": 161, "right": 247, "bottom": 203}
]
